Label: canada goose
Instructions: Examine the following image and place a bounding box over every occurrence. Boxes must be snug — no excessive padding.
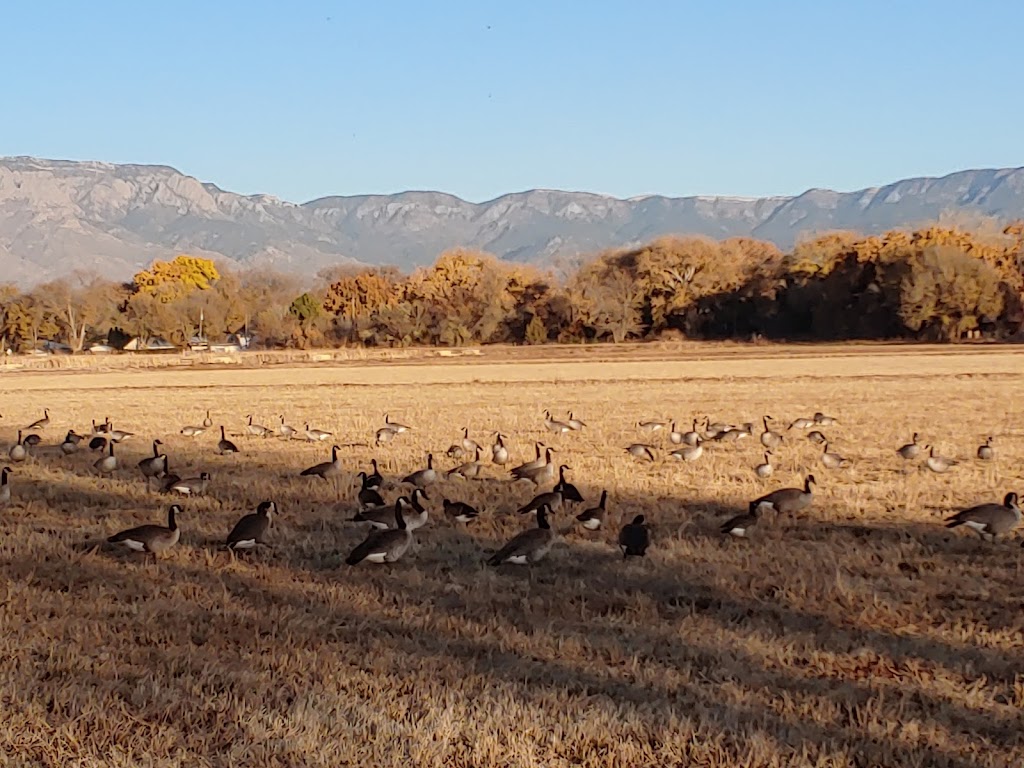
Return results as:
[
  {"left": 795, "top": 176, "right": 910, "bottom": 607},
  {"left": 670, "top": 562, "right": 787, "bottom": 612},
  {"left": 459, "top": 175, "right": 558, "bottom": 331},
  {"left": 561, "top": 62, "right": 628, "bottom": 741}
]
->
[
  {"left": 60, "top": 430, "right": 83, "bottom": 455},
  {"left": 670, "top": 439, "right": 703, "bottom": 462},
  {"left": 788, "top": 417, "right": 814, "bottom": 430},
  {"left": 753, "top": 475, "right": 816, "bottom": 515},
  {"left": 543, "top": 410, "right": 572, "bottom": 434},
  {"left": 402, "top": 454, "right": 438, "bottom": 488},
  {"left": 346, "top": 498, "right": 414, "bottom": 564},
  {"left": 375, "top": 426, "right": 398, "bottom": 445},
  {"left": 157, "top": 468, "right": 182, "bottom": 494},
  {"left": 945, "top": 493, "right": 1021, "bottom": 542},
  {"left": 8, "top": 431, "right": 26, "bottom": 463},
  {"left": 705, "top": 418, "right": 737, "bottom": 438},
  {"left": 91, "top": 418, "right": 110, "bottom": 436},
  {"left": 668, "top": 422, "right": 684, "bottom": 445},
  {"left": 226, "top": 501, "right": 275, "bottom": 551},
  {"left": 446, "top": 443, "right": 465, "bottom": 460},
  {"left": 364, "top": 459, "right": 384, "bottom": 490},
  {"left": 88, "top": 435, "right": 109, "bottom": 452},
  {"left": 977, "top": 437, "right": 995, "bottom": 461},
  {"left": 103, "top": 420, "right": 133, "bottom": 443},
  {"left": 566, "top": 412, "right": 587, "bottom": 431},
  {"left": 511, "top": 447, "right": 556, "bottom": 486},
  {"left": 169, "top": 472, "right": 211, "bottom": 496},
  {"left": 276, "top": 415, "right": 297, "bottom": 440},
  {"left": 518, "top": 489, "right": 563, "bottom": 515},
  {"left": 108, "top": 504, "right": 182, "bottom": 560},
  {"left": 681, "top": 419, "right": 702, "bottom": 446},
  {"left": 760, "top": 416, "right": 783, "bottom": 449},
  {"left": 618, "top": 515, "right": 650, "bottom": 558},
  {"left": 443, "top": 498, "right": 480, "bottom": 523},
  {"left": 383, "top": 413, "right": 411, "bottom": 433},
  {"left": 216, "top": 426, "right": 239, "bottom": 455},
  {"left": 459, "top": 427, "right": 481, "bottom": 453},
  {"left": 554, "top": 465, "right": 584, "bottom": 504},
  {"left": 626, "top": 444, "right": 656, "bottom": 462},
  {"left": 924, "top": 445, "right": 957, "bottom": 474},
  {"left": 575, "top": 490, "right": 608, "bottom": 530},
  {"left": 637, "top": 419, "right": 667, "bottom": 434},
  {"left": 721, "top": 500, "right": 771, "bottom": 538},
  {"left": 510, "top": 442, "right": 546, "bottom": 475},
  {"left": 813, "top": 412, "right": 838, "bottom": 426},
  {"left": 304, "top": 424, "right": 333, "bottom": 442},
  {"left": 22, "top": 433, "right": 41, "bottom": 448},
  {"left": 137, "top": 440, "right": 167, "bottom": 488},
  {"left": 301, "top": 445, "right": 343, "bottom": 482},
  {"left": 488, "top": 504, "right": 556, "bottom": 566},
  {"left": 896, "top": 432, "right": 921, "bottom": 460},
  {"left": 356, "top": 473, "right": 386, "bottom": 509},
  {"left": 712, "top": 427, "right": 744, "bottom": 443},
  {"left": 94, "top": 441, "right": 117, "bottom": 475},
  {"left": 352, "top": 489, "right": 430, "bottom": 530},
  {"left": 0, "top": 466, "right": 11, "bottom": 507},
  {"left": 246, "top": 415, "right": 271, "bottom": 438},
  {"left": 491, "top": 433, "right": 509, "bottom": 466},
  {"left": 447, "top": 448, "right": 483, "bottom": 480},
  {"left": 202, "top": 410, "right": 213, "bottom": 428},
  {"left": 807, "top": 430, "right": 828, "bottom": 445},
  {"left": 407, "top": 488, "right": 429, "bottom": 516},
  {"left": 821, "top": 443, "right": 849, "bottom": 469},
  {"left": 755, "top": 452, "right": 773, "bottom": 478},
  {"left": 25, "top": 409, "right": 50, "bottom": 430},
  {"left": 180, "top": 424, "right": 206, "bottom": 437}
]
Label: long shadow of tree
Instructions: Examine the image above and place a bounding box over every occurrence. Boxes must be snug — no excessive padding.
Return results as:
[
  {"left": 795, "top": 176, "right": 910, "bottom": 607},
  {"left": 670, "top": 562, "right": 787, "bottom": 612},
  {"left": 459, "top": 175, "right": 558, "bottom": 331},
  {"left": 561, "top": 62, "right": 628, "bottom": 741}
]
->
[{"left": 2, "top": 439, "right": 1022, "bottom": 766}]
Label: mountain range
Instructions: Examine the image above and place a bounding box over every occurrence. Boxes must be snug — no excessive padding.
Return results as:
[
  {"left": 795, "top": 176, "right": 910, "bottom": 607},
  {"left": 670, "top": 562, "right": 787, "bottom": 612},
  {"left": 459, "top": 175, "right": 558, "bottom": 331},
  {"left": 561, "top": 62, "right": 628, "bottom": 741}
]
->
[{"left": 2, "top": 156, "right": 1023, "bottom": 286}]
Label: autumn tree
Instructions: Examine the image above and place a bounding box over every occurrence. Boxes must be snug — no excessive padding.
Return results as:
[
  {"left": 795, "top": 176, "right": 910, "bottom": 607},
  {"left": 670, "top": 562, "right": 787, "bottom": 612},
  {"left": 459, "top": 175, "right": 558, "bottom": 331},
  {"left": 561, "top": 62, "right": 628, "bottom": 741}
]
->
[
  {"left": 899, "top": 246, "right": 1004, "bottom": 341},
  {"left": 36, "top": 274, "right": 121, "bottom": 351},
  {"left": 3, "top": 292, "right": 60, "bottom": 351},
  {"left": 322, "top": 268, "right": 404, "bottom": 344},
  {"left": 0, "top": 284, "right": 21, "bottom": 352},
  {"left": 120, "top": 255, "right": 223, "bottom": 344},
  {"left": 398, "top": 250, "right": 547, "bottom": 346},
  {"left": 132, "top": 255, "right": 221, "bottom": 302},
  {"left": 229, "top": 268, "right": 304, "bottom": 347}
]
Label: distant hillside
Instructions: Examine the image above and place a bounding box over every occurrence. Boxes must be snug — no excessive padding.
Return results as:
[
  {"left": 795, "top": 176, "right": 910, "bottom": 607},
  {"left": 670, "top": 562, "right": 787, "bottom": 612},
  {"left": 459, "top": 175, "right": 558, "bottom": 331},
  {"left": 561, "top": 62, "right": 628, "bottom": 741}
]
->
[{"left": 1, "top": 156, "right": 1023, "bottom": 285}]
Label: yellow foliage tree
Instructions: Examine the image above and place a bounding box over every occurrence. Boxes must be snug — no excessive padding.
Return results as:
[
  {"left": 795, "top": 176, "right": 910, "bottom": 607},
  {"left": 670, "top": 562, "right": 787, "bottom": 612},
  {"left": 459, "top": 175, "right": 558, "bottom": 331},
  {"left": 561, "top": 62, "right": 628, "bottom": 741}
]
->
[{"left": 132, "top": 255, "right": 221, "bottom": 303}]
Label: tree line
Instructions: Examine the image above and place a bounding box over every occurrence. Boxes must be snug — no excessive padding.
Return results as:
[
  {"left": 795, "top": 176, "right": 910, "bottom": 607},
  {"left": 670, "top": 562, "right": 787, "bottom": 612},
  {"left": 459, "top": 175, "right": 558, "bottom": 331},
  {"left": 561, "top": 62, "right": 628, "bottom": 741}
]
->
[{"left": 3, "top": 222, "right": 1023, "bottom": 353}]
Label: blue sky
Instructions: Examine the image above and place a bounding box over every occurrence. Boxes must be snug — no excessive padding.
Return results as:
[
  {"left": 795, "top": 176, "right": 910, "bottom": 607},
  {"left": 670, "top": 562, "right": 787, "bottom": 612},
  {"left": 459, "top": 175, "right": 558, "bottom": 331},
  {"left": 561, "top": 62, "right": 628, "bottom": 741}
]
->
[{"left": 3, "top": 1, "right": 1021, "bottom": 203}]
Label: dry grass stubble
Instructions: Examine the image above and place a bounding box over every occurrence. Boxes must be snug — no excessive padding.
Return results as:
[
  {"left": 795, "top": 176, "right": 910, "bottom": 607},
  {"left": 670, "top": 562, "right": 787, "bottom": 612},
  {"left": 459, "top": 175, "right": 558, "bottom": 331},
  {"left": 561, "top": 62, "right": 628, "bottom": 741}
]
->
[{"left": 0, "top": 347, "right": 1022, "bottom": 766}]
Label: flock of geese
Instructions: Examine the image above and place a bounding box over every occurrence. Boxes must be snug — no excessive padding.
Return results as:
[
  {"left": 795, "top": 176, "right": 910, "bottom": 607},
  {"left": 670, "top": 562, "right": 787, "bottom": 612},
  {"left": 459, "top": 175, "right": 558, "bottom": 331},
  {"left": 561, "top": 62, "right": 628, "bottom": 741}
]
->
[{"left": 1, "top": 405, "right": 1020, "bottom": 568}]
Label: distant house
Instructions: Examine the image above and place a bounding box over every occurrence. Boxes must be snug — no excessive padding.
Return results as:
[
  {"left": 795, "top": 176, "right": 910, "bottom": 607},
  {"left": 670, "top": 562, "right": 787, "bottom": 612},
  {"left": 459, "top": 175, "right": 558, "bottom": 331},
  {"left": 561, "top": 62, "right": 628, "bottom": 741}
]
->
[
  {"left": 42, "top": 340, "right": 73, "bottom": 355},
  {"left": 209, "top": 341, "right": 243, "bottom": 353},
  {"left": 187, "top": 335, "right": 210, "bottom": 352},
  {"left": 227, "top": 331, "right": 254, "bottom": 350},
  {"left": 123, "top": 337, "right": 177, "bottom": 352}
]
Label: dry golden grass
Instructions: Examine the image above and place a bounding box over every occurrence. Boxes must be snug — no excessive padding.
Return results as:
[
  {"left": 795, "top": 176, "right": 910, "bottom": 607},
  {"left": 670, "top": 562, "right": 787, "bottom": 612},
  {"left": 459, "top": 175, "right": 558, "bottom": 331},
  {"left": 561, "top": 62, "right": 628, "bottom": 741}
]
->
[{"left": 1, "top": 344, "right": 1023, "bottom": 767}]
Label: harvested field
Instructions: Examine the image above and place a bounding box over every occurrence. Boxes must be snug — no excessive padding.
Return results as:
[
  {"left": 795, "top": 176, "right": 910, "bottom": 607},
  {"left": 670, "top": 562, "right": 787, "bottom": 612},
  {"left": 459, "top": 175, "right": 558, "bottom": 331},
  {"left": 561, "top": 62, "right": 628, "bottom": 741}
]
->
[{"left": 0, "top": 344, "right": 1022, "bottom": 766}]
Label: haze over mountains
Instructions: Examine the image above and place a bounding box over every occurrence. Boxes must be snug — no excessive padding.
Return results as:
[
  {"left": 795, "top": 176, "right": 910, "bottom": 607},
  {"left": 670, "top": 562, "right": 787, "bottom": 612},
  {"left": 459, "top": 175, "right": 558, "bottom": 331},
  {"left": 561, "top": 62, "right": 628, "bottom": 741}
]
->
[{"left": 1, "top": 156, "right": 1023, "bottom": 286}]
